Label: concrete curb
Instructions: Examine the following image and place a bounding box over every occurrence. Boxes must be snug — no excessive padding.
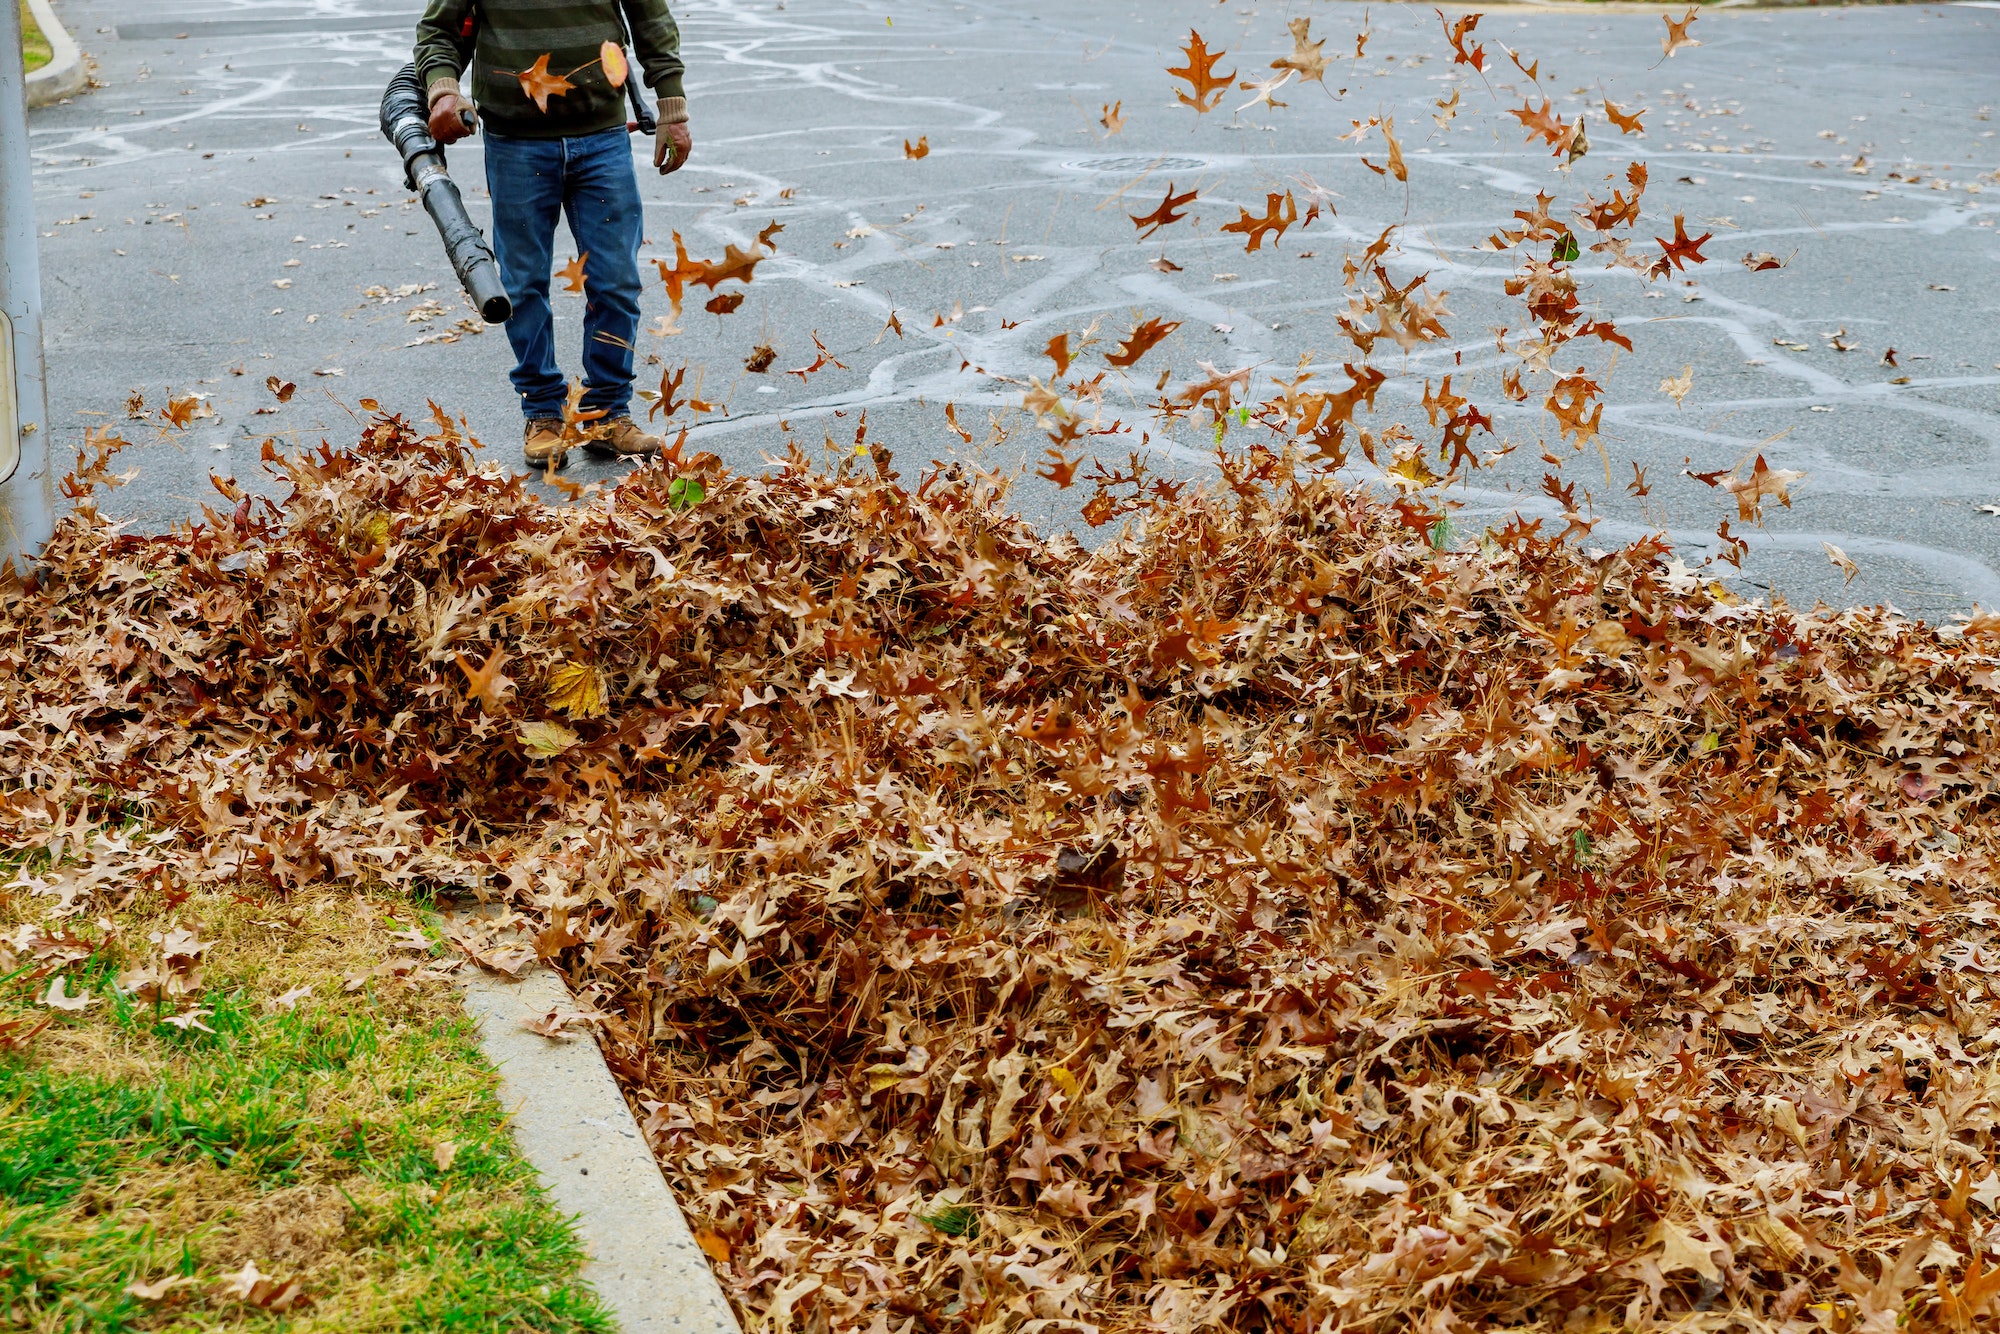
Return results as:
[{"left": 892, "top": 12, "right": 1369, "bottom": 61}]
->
[
  {"left": 451, "top": 932, "right": 740, "bottom": 1334},
  {"left": 24, "top": 0, "right": 85, "bottom": 108}
]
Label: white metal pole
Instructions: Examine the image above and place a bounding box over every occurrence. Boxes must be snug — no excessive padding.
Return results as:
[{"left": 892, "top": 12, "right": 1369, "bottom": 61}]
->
[{"left": 0, "top": 1, "right": 54, "bottom": 575}]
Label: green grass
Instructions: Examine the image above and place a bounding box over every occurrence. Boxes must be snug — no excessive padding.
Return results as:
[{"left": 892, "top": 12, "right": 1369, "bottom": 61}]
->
[
  {"left": 0, "top": 881, "right": 620, "bottom": 1332},
  {"left": 19, "top": 1, "right": 50, "bottom": 73}
]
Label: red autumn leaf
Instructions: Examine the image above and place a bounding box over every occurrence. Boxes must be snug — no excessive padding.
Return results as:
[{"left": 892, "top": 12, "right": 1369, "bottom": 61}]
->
[
  {"left": 1105, "top": 317, "right": 1180, "bottom": 370},
  {"left": 1130, "top": 184, "right": 1198, "bottom": 238},
  {"left": 1509, "top": 98, "right": 1571, "bottom": 150},
  {"left": 786, "top": 331, "right": 847, "bottom": 383},
  {"left": 1166, "top": 31, "right": 1235, "bottom": 114},
  {"left": 1438, "top": 10, "right": 1486, "bottom": 71},
  {"left": 1653, "top": 214, "right": 1713, "bottom": 273},
  {"left": 1219, "top": 191, "right": 1299, "bottom": 253},
  {"left": 1036, "top": 449, "right": 1082, "bottom": 488}
]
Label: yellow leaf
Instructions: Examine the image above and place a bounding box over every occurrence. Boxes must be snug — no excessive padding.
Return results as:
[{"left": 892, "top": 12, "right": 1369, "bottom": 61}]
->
[
  {"left": 865, "top": 1063, "right": 906, "bottom": 1092},
  {"left": 546, "top": 661, "right": 606, "bottom": 718},
  {"left": 1048, "top": 1065, "right": 1081, "bottom": 1097},
  {"left": 600, "top": 41, "right": 629, "bottom": 89}
]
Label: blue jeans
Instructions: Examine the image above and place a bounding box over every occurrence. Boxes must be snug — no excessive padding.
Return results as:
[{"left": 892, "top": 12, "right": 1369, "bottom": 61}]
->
[{"left": 483, "top": 128, "right": 643, "bottom": 421}]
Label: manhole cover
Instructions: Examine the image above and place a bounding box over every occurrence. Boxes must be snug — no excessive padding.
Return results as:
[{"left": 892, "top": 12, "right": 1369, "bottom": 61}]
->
[{"left": 1065, "top": 156, "right": 1208, "bottom": 174}]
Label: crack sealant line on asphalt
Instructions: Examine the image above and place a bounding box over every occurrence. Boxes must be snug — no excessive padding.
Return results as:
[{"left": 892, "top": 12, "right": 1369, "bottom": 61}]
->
[{"left": 449, "top": 918, "right": 740, "bottom": 1334}]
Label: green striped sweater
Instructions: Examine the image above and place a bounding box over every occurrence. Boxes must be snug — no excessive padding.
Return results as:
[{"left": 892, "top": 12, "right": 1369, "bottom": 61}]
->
[{"left": 414, "top": 0, "right": 685, "bottom": 139}]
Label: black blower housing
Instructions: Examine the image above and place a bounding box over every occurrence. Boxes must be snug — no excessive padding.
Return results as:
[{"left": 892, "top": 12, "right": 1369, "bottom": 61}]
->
[{"left": 379, "top": 64, "right": 512, "bottom": 325}]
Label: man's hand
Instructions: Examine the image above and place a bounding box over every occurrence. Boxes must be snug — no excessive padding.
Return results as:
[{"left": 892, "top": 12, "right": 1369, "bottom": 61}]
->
[
  {"left": 428, "top": 90, "right": 477, "bottom": 145},
  {"left": 654, "top": 122, "right": 692, "bottom": 175}
]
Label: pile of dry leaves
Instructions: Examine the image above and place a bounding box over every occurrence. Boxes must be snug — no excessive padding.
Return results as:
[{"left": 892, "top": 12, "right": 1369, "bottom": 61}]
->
[{"left": 6, "top": 412, "right": 2000, "bottom": 1332}]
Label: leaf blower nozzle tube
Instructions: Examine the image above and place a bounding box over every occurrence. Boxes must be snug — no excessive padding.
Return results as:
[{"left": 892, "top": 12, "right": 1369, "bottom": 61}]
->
[{"left": 379, "top": 64, "right": 512, "bottom": 325}]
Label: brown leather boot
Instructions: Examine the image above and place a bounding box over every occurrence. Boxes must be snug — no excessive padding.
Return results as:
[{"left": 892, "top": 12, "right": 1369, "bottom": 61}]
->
[
  {"left": 585, "top": 416, "right": 664, "bottom": 458},
  {"left": 523, "top": 417, "right": 567, "bottom": 469}
]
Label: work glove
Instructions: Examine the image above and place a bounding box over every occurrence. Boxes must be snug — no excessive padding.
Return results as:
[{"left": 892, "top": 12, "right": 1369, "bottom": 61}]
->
[
  {"left": 654, "top": 98, "right": 691, "bottom": 175},
  {"left": 427, "top": 78, "right": 478, "bottom": 145}
]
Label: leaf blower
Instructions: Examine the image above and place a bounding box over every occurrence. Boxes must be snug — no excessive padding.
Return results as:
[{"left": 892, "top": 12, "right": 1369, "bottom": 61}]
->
[{"left": 379, "top": 63, "right": 512, "bottom": 325}]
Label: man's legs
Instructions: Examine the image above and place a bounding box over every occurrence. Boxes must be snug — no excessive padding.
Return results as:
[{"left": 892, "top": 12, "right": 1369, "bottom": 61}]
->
[
  {"left": 559, "top": 130, "right": 645, "bottom": 422},
  {"left": 482, "top": 132, "right": 568, "bottom": 421}
]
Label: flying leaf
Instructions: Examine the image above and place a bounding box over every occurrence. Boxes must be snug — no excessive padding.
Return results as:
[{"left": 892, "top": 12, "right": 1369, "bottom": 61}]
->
[
  {"left": 704, "top": 292, "right": 744, "bottom": 316},
  {"left": 1742, "top": 251, "right": 1786, "bottom": 271},
  {"left": 558, "top": 254, "right": 588, "bottom": 293},
  {"left": 943, "top": 403, "right": 972, "bottom": 444},
  {"left": 1022, "top": 379, "right": 1067, "bottom": 425},
  {"left": 160, "top": 395, "right": 198, "bottom": 430},
  {"left": 1439, "top": 10, "right": 1486, "bottom": 71},
  {"left": 1105, "top": 317, "right": 1180, "bottom": 369},
  {"left": 1603, "top": 97, "right": 1646, "bottom": 134},
  {"left": 265, "top": 375, "right": 296, "bottom": 402},
  {"left": 1236, "top": 70, "right": 1294, "bottom": 114},
  {"left": 601, "top": 41, "right": 629, "bottom": 89},
  {"left": 1219, "top": 191, "right": 1299, "bottom": 252},
  {"left": 515, "top": 54, "right": 575, "bottom": 113},
  {"left": 904, "top": 136, "right": 930, "bottom": 160},
  {"left": 1545, "top": 369, "right": 1603, "bottom": 447},
  {"left": 1045, "top": 333, "right": 1074, "bottom": 377},
  {"left": 1824, "top": 541, "right": 1859, "bottom": 586},
  {"left": 1722, "top": 454, "right": 1806, "bottom": 521},
  {"left": 1130, "top": 184, "right": 1197, "bottom": 238},
  {"left": 1100, "top": 101, "right": 1125, "bottom": 135},
  {"left": 1382, "top": 119, "right": 1407, "bottom": 182},
  {"left": 1433, "top": 86, "right": 1461, "bottom": 131},
  {"left": 692, "top": 243, "right": 766, "bottom": 290},
  {"left": 786, "top": 331, "right": 847, "bottom": 382},
  {"left": 1659, "top": 365, "right": 1692, "bottom": 406},
  {"left": 1167, "top": 31, "right": 1234, "bottom": 114},
  {"left": 1272, "top": 18, "right": 1329, "bottom": 83},
  {"left": 1653, "top": 214, "right": 1713, "bottom": 273},
  {"left": 1036, "top": 450, "right": 1082, "bottom": 488},
  {"left": 1661, "top": 7, "right": 1701, "bottom": 59}
]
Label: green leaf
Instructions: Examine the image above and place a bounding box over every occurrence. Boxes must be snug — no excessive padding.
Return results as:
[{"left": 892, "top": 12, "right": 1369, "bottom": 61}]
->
[
  {"left": 1552, "top": 233, "right": 1579, "bottom": 264},
  {"left": 668, "top": 476, "right": 706, "bottom": 511},
  {"left": 918, "top": 1203, "right": 980, "bottom": 1238}
]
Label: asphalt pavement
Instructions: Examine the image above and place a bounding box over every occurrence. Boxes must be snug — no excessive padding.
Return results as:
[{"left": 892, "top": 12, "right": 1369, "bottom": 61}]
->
[{"left": 23, "top": 0, "right": 2000, "bottom": 616}]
